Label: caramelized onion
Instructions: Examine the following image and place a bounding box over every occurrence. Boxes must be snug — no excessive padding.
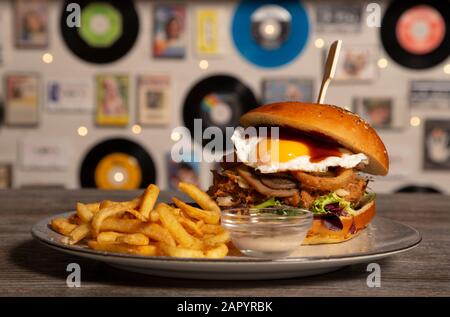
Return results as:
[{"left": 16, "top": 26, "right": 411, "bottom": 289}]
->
[{"left": 237, "top": 166, "right": 299, "bottom": 198}]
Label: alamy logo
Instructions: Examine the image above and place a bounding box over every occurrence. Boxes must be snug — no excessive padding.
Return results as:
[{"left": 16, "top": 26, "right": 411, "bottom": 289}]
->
[
  {"left": 66, "top": 263, "right": 81, "bottom": 287},
  {"left": 366, "top": 263, "right": 381, "bottom": 288},
  {"left": 366, "top": 3, "right": 381, "bottom": 28},
  {"left": 66, "top": 3, "right": 81, "bottom": 28}
]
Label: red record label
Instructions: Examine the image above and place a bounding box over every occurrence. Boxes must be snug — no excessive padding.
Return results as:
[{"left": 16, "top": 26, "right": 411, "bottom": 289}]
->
[{"left": 395, "top": 5, "right": 445, "bottom": 55}]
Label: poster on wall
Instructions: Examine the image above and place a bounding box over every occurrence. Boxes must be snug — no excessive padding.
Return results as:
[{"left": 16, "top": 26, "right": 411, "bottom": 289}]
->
[
  {"left": 137, "top": 75, "right": 170, "bottom": 126},
  {"left": 47, "top": 78, "right": 93, "bottom": 112},
  {"left": 19, "top": 137, "right": 69, "bottom": 170},
  {"left": 95, "top": 74, "right": 129, "bottom": 126},
  {"left": 333, "top": 46, "right": 376, "bottom": 82},
  {"left": 410, "top": 80, "right": 450, "bottom": 110},
  {"left": 14, "top": 0, "right": 49, "bottom": 48},
  {"left": 5, "top": 73, "right": 40, "bottom": 126},
  {"left": 195, "top": 7, "right": 222, "bottom": 56},
  {"left": 315, "top": 2, "right": 362, "bottom": 33},
  {"left": 262, "top": 78, "right": 314, "bottom": 104},
  {"left": 153, "top": 4, "right": 186, "bottom": 58},
  {"left": 424, "top": 120, "right": 450, "bottom": 170},
  {"left": 165, "top": 152, "right": 200, "bottom": 190},
  {"left": 0, "top": 163, "right": 12, "bottom": 189},
  {"left": 354, "top": 97, "right": 394, "bottom": 129}
]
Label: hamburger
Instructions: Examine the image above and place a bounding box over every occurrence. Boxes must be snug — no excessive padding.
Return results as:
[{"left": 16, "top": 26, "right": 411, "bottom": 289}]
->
[{"left": 208, "top": 102, "right": 389, "bottom": 244}]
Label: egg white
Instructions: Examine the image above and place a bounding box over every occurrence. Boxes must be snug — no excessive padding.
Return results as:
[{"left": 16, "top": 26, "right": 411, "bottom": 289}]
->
[{"left": 231, "top": 127, "right": 369, "bottom": 173}]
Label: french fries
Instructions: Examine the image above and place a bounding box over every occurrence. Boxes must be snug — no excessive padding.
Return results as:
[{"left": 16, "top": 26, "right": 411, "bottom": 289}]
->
[
  {"left": 178, "top": 182, "right": 221, "bottom": 213},
  {"left": 68, "top": 223, "right": 91, "bottom": 245},
  {"left": 51, "top": 218, "right": 77, "bottom": 236},
  {"left": 139, "top": 184, "right": 159, "bottom": 218},
  {"left": 172, "top": 197, "right": 220, "bottom": 225},
  {"left": 88, "top": 240, "right": 157, "bottom": 256},
  {"left": 50, "top": 183, "right": 230, "bottom": 259},
  {"left": 156, "top": 203, "right": 203, "bottom": 250}
]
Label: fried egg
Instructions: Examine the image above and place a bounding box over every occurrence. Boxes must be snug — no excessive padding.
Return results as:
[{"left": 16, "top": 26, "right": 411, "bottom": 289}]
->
[{"left": 231, "top": 127, "right": 368, "bottom": 173}]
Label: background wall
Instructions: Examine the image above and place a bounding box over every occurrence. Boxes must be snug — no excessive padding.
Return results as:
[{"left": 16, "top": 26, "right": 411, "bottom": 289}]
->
[{"left": 0, "top": 0, "right": 449, "bottom": 193}]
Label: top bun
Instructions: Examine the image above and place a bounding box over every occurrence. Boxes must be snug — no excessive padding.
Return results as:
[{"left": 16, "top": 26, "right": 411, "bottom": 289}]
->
[{"left": 240, "top": 102, "right": 389, "bottom": 175}]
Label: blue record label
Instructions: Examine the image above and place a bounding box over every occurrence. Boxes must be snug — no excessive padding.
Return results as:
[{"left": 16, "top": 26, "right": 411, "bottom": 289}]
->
[{"left": 232, "top": 0, "right": 309, "bottom": 68}]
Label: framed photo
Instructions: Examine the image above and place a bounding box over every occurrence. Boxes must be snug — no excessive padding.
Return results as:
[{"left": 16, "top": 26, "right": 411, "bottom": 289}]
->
[
  {"left": 19, "top": 137, "right": 70, "bottom": 170},
  {"left": 47, "top": 78, "right": 93, "bottom": 112},
  {"left": 5, "top": 73, "right": 40, "bottom": 126},
  {"left": 0, "top": 163, "right": 12, "bottom": 189},
  {"left": 14, "top": 0, "right": 49, "bottom": 48},
  {"left": 262, "top": 78, "right": 314, "bottom": 104},
  {"left": 137, "top": 75, "right": 170, "bottom": 126},
  {"left": 95, "top": 74, "right": 129, "bottom": 127},
  {"left": 316, "top": 2, "right": 362, "bottom": 33},
  {"left": 153, "top": 4, "right": 186, "bottom": 58},
  {"left": 424, "top": 120, "right": 450, "bottom": 170},
  {"left": 334, "top": 46, "right": 376, "bottom": 82},
  {"left": 166, "top": 152, "right": 200, "bottom": 190},
  {"left": 354, "top": 97, "right": 393, "bottom": 129},
  {"left": 410, "top": 80, "right": 450, "bottom": 110},
  {"left": 195, "top": 7, "right": 222, "bottom": 56}
]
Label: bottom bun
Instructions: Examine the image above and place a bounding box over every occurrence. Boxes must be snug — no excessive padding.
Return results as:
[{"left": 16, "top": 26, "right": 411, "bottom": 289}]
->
[{"left": 302, "top": 200, "right": 376, "bottom": 245}]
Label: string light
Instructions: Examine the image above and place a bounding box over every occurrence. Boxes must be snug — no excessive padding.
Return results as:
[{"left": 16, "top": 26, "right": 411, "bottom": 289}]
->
[
  {"left": 131, "top": 124, "right": 142, "bottom": 134},
  {"left": 171, "top": 131, "right": 181, "bottom": 141},
  {"left": 314, "top": 38, "right": 325, "bottom": 48},
  {"left": 77, "top": 126, "right": 88, "bottom": 136},
  {"left": 444, "top": 64, "right": 450, "bottom": 75},
  {"left": 199, "top": 60, "right": 209, "bottom": 70},
  {"left": 377, "top": 58, "right": 388, "bottom": 69},
  {"left": 42, "top": 53, "right": 53, "bottom": 64},
  {"left": 410, "top": 116, "right": 421, "bottom": 127}
]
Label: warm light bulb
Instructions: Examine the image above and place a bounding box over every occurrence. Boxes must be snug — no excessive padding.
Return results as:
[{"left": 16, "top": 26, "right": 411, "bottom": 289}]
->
[
  {"left": 42, "top": 53, "right": 53, "bottom": 64},
  {"left": 314, "top": 38, "right": 325, "bottom": 48},
  {"left": 444, "top": 64, "right": 450, "bottom": 75},
  {"left": 77, "top": 126, "right": 88, "bottom": 136},
  {"left": 131, "top": 124, "right": 142, "bottom": 134},
  {"left": 377, "top": 58, "right": 388, "bottom": 69},
  {"left": 410, "top": 116, "right": 421, "bottom": 127},
  {"left": 171, "top": 131, "right": 181, "bottom": 142},
  {"left": 199, "top": 60, "right": 209, "bottom": 70}
]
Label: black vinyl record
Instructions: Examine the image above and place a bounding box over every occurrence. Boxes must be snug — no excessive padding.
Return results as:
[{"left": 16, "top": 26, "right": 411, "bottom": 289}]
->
[
  {"left": 61, "top": 0, "right": 139, "bottom": 64},
  {"left": 182, "top": 75, "right": 259, "bottom": 150},
  {"left": 380, "top": 0, "right": 450, "bottom": 70},
  {"left": 80, "top": 138, "right": 156, "bottom": 189}
]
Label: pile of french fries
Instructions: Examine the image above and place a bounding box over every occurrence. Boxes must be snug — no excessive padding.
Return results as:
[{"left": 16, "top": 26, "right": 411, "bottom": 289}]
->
[{"left": 50, "top": 182, "right": 230, "bottom": 258}]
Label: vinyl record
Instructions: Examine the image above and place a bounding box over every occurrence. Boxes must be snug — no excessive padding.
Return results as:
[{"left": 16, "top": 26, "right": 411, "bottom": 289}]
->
[
  {"left": 183, "top": 75, "right": 259, "bottom": 150},
  {"left": 232, "top": 0, "right": 309, "bottom": 68},
  {"left": 61, "top": 0, "right": 139, "bottom": 64},
  {"left": 80, "top": 138, "right": 156, "bottom": 189},
  {"left": 380, "top": 0, "right": 450, "bottom": 70}
]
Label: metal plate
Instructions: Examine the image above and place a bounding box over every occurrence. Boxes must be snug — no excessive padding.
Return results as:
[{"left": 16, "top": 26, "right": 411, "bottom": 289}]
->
[{"left": 32, "top": 212, "right": 421, "bottom": 280}]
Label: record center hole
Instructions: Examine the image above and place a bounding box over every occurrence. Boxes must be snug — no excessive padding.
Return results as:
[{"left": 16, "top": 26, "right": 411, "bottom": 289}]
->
[
  {"left": 113, "top": 172, "right": 124, "bottom": 183},
  {"left": 90, "top": 14, "right": 110, "bottom": 34}
]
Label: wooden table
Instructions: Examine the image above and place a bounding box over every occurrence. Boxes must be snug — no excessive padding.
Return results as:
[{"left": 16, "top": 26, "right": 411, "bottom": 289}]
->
[{"left": 0, "top": 189, "right": 449, "bottom": 296}]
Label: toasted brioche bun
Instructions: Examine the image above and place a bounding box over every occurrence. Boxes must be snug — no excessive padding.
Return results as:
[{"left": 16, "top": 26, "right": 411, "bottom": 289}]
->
[
  {"left": 240, "top": 102, "right": 389, "bottom": 175},
  {"left": 302, "top": 200, "right": 376, "bottom": 245}
]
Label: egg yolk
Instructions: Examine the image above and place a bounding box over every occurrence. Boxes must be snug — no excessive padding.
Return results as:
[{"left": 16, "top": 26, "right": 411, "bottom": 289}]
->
[
  {"left": 257, "top": 138, "right": 309, "bottom": 163},
  {"left": 256, "top": 136, "right": 342, "bottom": 164}
]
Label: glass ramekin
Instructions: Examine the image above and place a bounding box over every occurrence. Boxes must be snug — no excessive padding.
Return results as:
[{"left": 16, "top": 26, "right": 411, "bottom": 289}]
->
[{"left": 221, "top": 207, "right": 313, "bottom": 259}]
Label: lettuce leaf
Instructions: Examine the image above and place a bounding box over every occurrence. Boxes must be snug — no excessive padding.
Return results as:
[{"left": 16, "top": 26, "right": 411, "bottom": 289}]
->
[
  {"left": 310, "top": 192, "right": 354, "bottom": 215},
  {"left": 254, "top": 197, "right": 282, "bottom": 209}
]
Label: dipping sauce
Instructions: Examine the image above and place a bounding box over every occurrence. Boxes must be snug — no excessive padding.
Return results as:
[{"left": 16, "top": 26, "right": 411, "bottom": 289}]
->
[{"left": 221, "top": 207, "right": 313, "bottom": 259}]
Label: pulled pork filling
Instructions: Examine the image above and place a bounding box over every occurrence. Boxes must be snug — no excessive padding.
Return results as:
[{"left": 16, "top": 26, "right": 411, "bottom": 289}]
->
[{"left": 207, "top": 162, "right": 368, "bottom": 209}]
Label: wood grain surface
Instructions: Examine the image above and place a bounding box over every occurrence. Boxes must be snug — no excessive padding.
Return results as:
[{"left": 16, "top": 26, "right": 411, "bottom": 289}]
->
[{"left": 0, "top": 189, "right": 449, "bottom": 296}]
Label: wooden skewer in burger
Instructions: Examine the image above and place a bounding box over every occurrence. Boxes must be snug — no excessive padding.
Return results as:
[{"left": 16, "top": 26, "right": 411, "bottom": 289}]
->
[{"left": 208, "top": 41, "right": 389, "bottom": 244}]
